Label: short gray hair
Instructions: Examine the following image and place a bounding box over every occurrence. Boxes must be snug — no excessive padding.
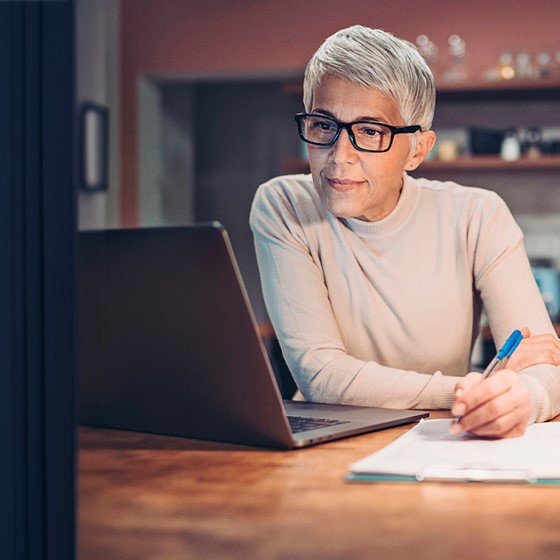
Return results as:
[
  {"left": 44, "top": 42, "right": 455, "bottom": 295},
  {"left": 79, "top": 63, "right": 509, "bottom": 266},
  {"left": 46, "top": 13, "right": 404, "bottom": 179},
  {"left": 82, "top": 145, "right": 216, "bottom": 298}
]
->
[{"left": 303, "top": 25, "right": 436, "bottom": 132}]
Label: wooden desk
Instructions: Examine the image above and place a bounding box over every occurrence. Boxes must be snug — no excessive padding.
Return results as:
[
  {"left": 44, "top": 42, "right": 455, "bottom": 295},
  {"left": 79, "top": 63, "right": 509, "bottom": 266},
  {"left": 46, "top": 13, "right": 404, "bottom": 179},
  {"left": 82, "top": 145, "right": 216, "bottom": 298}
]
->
[{"left": 78, "top": 411, "right": 560, "bottom": 560}]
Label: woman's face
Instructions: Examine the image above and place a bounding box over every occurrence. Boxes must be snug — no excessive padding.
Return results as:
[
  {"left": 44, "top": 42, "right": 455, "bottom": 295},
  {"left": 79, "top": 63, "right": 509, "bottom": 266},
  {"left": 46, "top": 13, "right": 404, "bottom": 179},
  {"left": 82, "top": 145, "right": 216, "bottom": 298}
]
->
[{"left": 307, "top": 74, "right": 433, "bottom": 221}]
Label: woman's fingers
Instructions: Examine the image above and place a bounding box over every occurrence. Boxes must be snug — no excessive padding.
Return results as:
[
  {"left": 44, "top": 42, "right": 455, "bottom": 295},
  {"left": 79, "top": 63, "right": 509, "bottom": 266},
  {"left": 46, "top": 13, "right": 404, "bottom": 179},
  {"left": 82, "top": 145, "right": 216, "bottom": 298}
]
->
[
  {"left": 451, "top": 372, "right": 482, "bottom": 419},
  {"left": 466, "top": 406, "right": 529, "bottom": 438},
  {"left": 513, "top": 333, "right": 560, "bottom": 352},
  {"left": 458, "top": 371, "right": 511, "bottom": 408},
  {"left": 507, "top": 335, "right": 560, "bottom": 371},
  {"left": 459, "top": 390, "right": 529, "bottom": 436},
  {"left": 447, "top": 328, "right": 551, "bottom": 437},
  {"left": 450, "top": 370, "right": 531, "bottom": 438},
  {"left": 453, "top": 371, "right": 482, "bottom": 397},
  {"left": 498, "top": 419, "right": 529, "bottom": 438},
  {"left": 452, "top": 373, "right": 514, "bottom": 427}
]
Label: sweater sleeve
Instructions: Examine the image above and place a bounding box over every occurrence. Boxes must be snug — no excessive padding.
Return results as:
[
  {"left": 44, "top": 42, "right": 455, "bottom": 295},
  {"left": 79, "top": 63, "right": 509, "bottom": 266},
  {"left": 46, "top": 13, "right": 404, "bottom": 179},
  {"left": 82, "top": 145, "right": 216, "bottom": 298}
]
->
[
  {"left": 250, "top": 182, "right": 458, "bottom": 411},
  {"left": 471, "top": 192, "right": 560, "bottom": 423}
]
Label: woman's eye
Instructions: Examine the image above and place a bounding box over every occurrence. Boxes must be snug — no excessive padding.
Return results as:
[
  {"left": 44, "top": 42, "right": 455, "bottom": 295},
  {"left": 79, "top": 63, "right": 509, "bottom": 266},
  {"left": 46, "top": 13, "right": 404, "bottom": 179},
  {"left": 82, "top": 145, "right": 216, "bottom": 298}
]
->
[
  {"left": 357, "top": 126, "right": 382, "bottom": 136},
  {"left": 314, "top": 120, "right": 336, "bottom": 131}
]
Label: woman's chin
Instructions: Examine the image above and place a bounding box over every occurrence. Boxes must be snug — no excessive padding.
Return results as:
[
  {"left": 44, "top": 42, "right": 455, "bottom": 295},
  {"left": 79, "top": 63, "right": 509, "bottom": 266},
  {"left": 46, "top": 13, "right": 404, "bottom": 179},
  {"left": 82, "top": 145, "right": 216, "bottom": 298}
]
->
[
  {"left": 325, "top": 199, "right": 360, "bottom": 219},
  {"left": 314, "top": 182, "right": 363, "bottom": 218}
]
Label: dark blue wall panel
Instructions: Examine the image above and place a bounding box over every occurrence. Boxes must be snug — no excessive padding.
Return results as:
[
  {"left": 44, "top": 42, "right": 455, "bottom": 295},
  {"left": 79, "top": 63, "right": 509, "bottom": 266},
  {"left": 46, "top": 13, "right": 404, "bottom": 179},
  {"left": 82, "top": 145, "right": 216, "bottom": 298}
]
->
[{"left": 0, "top": 1, "right": 75, "bottom": 559}]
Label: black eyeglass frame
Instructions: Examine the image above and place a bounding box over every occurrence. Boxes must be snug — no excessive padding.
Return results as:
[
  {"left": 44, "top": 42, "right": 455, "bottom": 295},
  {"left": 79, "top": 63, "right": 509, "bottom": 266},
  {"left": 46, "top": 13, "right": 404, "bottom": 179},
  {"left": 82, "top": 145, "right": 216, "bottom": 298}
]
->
[{"left": 294, "top": 112, "right": 422, "bottom": 153}]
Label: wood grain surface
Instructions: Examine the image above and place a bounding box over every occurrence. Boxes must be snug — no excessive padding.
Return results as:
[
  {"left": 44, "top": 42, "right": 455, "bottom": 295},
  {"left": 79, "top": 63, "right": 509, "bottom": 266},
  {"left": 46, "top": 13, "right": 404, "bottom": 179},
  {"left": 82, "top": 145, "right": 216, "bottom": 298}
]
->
[{"left": 78, "top": 411, "right": 560, "bottom": 560}]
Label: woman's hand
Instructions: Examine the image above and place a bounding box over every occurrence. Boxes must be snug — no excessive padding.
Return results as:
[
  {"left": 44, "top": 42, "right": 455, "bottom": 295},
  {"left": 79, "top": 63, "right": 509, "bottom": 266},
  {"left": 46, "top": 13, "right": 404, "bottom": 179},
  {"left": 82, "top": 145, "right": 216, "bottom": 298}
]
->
[
  {"left": 505, "top": 327, "right": 560, "bottom": 371},
  {"left": 450, "top": 370, "right": 531, "bottom": 438}
]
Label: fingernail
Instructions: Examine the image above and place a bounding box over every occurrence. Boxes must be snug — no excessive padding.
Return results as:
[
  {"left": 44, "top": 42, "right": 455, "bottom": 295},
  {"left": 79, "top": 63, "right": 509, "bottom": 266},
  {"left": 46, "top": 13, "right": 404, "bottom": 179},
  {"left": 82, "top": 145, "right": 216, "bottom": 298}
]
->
[
  {"left": 455, "top": 388, "right": 463, "bottom": 398},
  {"left": 451, "top": 403, "right": 466, "bottom": 417},
  {"left": 449, "top": 422, "right": 464, "bottom": 434}
]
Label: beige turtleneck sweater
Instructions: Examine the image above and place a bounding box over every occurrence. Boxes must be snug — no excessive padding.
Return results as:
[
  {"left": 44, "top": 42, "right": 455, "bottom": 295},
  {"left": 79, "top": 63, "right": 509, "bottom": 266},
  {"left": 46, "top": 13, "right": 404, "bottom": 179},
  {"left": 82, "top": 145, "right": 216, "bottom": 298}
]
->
[{"left": 250, "top": 173, "right": 560, "bottom": 424}]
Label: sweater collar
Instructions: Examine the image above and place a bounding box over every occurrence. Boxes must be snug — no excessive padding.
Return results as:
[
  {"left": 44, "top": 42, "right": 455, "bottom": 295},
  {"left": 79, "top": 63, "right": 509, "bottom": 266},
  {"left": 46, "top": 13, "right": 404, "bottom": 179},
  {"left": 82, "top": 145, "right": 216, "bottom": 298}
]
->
[{"left": 340, "top": 172, "right": 419, "bottom": 238}]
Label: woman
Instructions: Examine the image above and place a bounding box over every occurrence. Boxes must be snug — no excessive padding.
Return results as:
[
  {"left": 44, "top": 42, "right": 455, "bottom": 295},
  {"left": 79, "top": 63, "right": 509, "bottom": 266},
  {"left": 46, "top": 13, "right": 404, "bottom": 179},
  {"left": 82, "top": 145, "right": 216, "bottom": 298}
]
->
[{"left": 250, "top": 25, "right": 560, "bottom": 438}]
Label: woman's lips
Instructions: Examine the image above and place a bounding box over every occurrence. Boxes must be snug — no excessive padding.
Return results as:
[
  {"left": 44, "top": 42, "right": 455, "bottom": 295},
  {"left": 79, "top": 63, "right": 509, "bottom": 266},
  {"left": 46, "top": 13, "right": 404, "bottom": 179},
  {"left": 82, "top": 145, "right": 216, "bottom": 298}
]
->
[{"left": 327, "top": 178, "right": 364, "bottom": 192}]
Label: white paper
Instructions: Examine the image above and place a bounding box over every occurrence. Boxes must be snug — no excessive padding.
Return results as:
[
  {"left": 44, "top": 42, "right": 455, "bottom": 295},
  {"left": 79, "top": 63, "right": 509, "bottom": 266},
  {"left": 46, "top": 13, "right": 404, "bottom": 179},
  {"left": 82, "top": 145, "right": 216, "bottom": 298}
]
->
[{"left": 350, "top": 419, "right": 560, "bottom": 479}]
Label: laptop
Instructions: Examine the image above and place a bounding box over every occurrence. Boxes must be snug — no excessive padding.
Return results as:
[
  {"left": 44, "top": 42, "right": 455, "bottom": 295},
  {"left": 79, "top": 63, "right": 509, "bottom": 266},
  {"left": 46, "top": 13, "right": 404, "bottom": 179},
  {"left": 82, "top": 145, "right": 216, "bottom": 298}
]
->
[{"left": 78, "top": 223, "right": 428, "bottom": 448}]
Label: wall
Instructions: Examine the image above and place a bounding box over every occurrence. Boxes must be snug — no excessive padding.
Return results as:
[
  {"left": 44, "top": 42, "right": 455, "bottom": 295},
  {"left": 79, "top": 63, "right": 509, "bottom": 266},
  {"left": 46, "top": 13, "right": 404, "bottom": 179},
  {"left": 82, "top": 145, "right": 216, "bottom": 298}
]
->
[
  {"left": 119, "top": 0, "right": 560, "bottom": 226},
  {"left": 76, "top": 0, "right": 120, "bottom": 230},
  {"left": 160, "top": 83, "right": 196, "bottom": 225},
  {"left": 192, "top": 80, "right": 303, "bottom": 322}
]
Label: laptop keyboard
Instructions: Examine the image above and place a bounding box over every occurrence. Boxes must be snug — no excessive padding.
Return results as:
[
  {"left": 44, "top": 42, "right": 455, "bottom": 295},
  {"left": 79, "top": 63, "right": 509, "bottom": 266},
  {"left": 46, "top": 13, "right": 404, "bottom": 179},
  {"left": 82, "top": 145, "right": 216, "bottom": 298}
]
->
[{"left": 287, "top": 415, "right": 350, "bottom": 433}]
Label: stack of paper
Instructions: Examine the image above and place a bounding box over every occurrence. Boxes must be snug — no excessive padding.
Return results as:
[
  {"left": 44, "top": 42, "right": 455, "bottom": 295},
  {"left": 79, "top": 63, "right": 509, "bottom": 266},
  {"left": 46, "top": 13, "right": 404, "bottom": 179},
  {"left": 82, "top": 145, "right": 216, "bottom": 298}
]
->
[{"left": 348, "top": 419, "right": 560, "bottom": 484}]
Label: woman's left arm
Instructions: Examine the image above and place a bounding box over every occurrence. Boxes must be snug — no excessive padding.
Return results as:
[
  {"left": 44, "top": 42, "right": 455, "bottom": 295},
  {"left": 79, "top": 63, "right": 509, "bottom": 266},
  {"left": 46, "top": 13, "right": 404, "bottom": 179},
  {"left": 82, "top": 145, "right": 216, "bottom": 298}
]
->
[{"left": 453, "top": 193, "right": 560, "bottom": 435}]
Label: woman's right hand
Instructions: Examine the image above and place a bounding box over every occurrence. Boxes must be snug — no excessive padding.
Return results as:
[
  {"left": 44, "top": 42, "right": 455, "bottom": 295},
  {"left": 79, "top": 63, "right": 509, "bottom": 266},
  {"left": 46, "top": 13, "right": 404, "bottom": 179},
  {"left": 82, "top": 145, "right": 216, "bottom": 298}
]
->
[{"left": 505, "top": 327, "right": 560, "bottom": 371}]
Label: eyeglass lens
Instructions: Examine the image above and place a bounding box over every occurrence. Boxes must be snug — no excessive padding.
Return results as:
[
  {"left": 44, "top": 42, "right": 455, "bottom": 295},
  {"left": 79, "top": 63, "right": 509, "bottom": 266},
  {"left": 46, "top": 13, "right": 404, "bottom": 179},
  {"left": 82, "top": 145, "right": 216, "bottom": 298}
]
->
[{"left": 301, "top": 115, "right": 392, "bottom": 151}]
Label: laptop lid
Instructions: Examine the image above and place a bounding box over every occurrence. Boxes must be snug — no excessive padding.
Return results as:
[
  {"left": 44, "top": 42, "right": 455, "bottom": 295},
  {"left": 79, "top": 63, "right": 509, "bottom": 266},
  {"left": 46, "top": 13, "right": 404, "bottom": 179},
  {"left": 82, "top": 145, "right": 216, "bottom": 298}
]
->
[{"left": 78, "top": 224, "right": 295, "bottom": 448}]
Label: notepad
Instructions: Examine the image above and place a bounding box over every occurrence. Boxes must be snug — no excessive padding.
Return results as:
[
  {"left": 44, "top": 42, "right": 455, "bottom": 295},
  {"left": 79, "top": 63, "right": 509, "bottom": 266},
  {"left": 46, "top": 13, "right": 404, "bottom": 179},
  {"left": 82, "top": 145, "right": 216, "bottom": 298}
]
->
[{"left": 348, "top": 419, "right": 560, "bottom": 483}]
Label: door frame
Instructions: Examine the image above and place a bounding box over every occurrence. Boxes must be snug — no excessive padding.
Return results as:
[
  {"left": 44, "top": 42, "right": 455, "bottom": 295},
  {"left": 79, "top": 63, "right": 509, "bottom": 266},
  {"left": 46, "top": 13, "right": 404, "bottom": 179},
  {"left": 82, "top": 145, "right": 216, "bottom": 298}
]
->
[{"left": 0, "top": 1, "right": 76, "bottom": 558}]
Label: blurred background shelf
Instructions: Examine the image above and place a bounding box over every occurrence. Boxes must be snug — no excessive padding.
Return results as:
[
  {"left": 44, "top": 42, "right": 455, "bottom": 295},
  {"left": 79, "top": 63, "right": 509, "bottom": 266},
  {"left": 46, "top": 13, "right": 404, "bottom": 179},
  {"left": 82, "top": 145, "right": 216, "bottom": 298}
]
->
[
  {"left": 282, "top": 155, "right": 560, "bottom": 175},
  {"left": 437, "top": 78, "right": 560, "bottom": 92},
  {"left": 422, "top": 155, "right": 560, "bottom": 171},
  {"left": 282, "top": 78, "right": 560, "bottom": 99},
  {"left": 437, "top": 79, "right": 560, "bottom": 100}
]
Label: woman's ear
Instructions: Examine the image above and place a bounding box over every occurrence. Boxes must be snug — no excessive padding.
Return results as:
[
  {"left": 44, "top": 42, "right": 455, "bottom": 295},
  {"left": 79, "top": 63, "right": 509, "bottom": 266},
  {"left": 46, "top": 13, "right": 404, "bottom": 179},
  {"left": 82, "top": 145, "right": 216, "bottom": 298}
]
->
[{"left": 405, "top": 130, "right": 436, "bottom": 171}]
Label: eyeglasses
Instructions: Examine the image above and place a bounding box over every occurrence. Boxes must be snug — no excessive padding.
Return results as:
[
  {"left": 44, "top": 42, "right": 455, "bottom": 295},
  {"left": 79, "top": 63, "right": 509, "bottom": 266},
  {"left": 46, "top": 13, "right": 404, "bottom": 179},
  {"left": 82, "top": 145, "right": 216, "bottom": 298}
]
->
[{"left": 295, "top": 113, "right": 422, "bottom": 153}]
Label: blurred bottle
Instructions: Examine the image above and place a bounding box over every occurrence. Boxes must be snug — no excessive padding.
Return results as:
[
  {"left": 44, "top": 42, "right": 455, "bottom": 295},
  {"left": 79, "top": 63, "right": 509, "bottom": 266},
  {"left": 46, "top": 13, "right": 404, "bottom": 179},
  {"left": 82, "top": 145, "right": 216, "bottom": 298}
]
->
[
  {"left": 501, "top": 130, "right": 520, "bottom": 161},
  {"left": 442, "top": 34, "right": 467, "bottom": 82},
  {"left": 525, "top": 127, "right": 542, "bottom": 159},
  {"left": 536, "top": 52, "right": 552, "bottom": 78},
  {"left": 438, "top": 139, "right": 459, "bottom": 161},
  {"left": 515, "top": 52, "right": 534, "bottom": 79},
  {"left": 415, "top": 34, "right": 439, "bottom": 78},
  {"left": 554, "top": 51, "right": 560, "bottom": 78},
  {"left": 498, "top": 51, "right": 516, "bottom": 80}
]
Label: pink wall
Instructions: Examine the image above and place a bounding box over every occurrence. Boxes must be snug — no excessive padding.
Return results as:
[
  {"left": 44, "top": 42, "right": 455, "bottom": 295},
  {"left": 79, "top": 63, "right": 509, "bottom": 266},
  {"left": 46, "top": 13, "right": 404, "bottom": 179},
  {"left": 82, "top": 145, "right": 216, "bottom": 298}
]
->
[{"left": 120, "top": 0, "right": 560, "bottom": 225}]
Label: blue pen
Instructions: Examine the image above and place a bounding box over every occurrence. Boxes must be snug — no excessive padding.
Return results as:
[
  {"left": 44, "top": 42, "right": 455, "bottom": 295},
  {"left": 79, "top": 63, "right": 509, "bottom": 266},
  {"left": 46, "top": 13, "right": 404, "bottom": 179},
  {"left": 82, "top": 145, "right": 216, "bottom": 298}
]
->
[{"left": 453, "top": 329, "right": 524, "bottom": 423}]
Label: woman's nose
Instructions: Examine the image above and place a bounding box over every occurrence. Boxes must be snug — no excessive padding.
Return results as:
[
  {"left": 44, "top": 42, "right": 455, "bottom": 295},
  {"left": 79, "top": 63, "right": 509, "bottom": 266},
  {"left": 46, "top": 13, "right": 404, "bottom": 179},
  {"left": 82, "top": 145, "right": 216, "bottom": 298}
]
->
[{"left": 330, "top": 128, "right": 358, "bottom": 164}]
